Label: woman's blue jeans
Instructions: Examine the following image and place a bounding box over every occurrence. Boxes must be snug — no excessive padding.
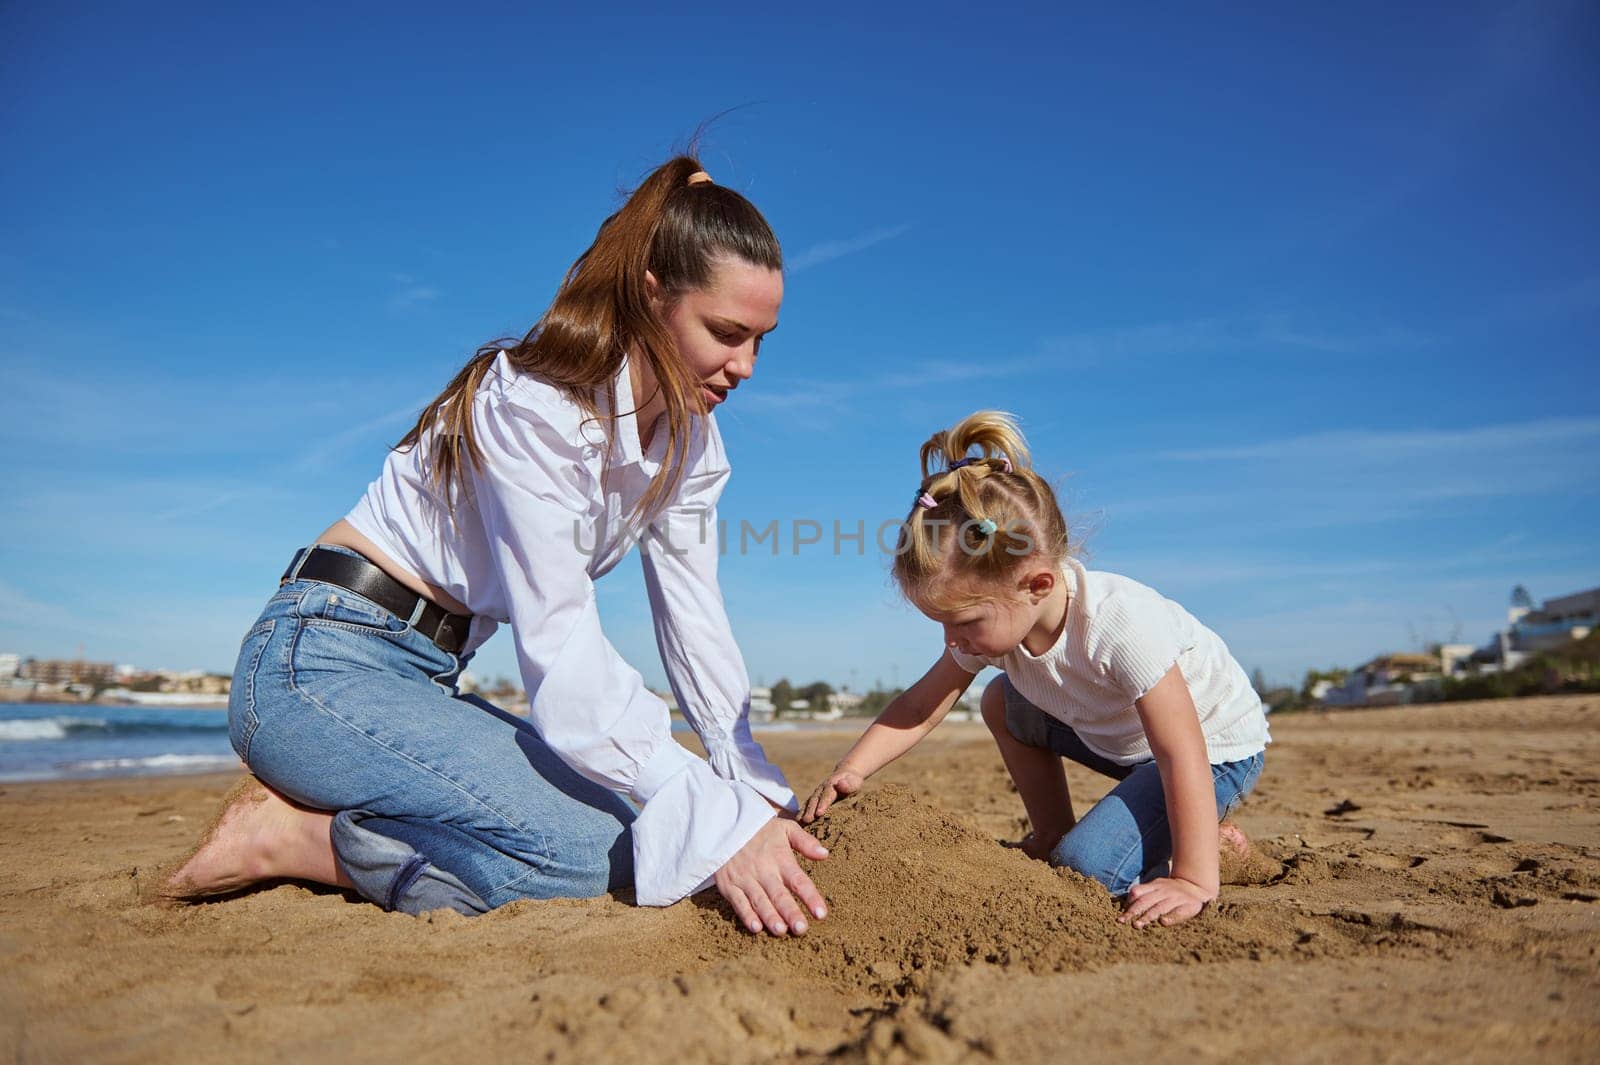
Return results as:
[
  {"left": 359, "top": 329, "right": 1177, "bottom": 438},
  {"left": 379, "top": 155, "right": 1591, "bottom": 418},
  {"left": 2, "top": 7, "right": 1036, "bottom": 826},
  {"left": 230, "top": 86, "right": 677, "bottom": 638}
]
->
[
  {"left": 1000, "top": 676, "right": 1264, "bottom": 897},
  {"left": 227, "top": 546, "right": 635, "bottom": 916}
]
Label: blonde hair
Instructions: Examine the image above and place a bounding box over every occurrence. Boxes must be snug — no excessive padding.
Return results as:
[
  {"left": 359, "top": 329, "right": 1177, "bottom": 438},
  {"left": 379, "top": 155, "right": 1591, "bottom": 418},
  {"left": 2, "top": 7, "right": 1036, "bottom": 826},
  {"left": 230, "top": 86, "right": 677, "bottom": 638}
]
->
[{"left": 891, "top": 411, "right": 1070, "bottom": 612}]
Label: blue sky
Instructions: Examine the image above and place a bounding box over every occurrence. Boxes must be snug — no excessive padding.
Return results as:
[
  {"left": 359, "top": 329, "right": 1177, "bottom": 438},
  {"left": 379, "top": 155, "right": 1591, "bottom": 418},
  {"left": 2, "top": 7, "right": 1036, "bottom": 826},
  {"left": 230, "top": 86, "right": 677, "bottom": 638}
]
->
[{"left": 2, "top": 3, "right": 1597, "bottom": 691}]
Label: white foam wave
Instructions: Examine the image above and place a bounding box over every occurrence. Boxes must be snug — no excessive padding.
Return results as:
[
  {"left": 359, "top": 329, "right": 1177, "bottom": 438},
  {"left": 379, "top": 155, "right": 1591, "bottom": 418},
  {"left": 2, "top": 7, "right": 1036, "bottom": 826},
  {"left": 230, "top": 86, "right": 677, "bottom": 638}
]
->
[
  {"left": 0, "top": 719, "right": 74, "bottom": 741},
  {"left": 62, "top": 754, "right": 242, "bottom": 772}
]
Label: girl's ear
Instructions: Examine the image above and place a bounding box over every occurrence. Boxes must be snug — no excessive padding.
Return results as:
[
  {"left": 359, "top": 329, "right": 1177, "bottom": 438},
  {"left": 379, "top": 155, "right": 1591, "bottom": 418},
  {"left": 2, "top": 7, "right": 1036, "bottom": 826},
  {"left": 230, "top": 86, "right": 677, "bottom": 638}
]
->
[{"left": 1024, "top": 568, "right": 1056, "bottom": 603}]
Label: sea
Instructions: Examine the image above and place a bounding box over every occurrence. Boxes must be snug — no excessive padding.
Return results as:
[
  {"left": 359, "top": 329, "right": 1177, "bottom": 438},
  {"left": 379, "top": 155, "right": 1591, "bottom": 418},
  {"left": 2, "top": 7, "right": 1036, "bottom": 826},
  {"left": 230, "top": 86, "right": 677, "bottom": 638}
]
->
[
  {"left": 0, "top": 702, "right": 799, "bottom": 783},
  {"left": 0, "top": 702, "right": 239, "bottom": 783}
]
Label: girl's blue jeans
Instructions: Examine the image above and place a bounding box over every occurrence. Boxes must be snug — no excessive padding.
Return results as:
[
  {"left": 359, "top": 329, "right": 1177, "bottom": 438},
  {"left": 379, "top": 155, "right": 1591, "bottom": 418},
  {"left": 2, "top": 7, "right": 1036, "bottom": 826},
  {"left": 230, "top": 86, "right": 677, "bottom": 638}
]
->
[
  {"left": 1000, "top": 676, "right": 1264, "bottom": 897},
  {"left": 228, "top": 546, "right": 635, "bottom": 916}
]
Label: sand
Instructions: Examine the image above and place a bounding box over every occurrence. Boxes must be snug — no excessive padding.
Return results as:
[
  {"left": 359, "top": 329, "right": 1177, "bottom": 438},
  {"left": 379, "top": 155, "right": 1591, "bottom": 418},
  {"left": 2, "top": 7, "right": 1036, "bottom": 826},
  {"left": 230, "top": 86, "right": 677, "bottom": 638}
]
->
[{"left": 2, "top": 694, "right": 1598, "bottom": 1062}]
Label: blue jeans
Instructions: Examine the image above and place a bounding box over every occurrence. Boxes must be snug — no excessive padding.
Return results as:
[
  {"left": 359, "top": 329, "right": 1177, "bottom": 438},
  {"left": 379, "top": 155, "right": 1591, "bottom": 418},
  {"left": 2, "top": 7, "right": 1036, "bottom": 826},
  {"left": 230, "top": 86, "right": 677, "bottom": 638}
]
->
[
  {"left": 1000, "top": 676, "right": 1264, "bottom": 897},
  {"left": 228, "top": 546, "right": 635, "bottom": 916}
]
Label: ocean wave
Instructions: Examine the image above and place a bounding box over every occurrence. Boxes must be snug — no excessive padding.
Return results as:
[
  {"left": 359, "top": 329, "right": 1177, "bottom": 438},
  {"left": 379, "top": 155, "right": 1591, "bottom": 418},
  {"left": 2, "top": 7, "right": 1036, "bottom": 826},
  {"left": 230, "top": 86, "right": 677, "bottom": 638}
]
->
[
  {"left": 0, "top": 716, "right": 227, "bottom": 742},
  {"left": 0, "top": 719, "right": 83, "bottom": 740},
  {"left": 60, "top": 753, "right": 242, "bottom": 772}
]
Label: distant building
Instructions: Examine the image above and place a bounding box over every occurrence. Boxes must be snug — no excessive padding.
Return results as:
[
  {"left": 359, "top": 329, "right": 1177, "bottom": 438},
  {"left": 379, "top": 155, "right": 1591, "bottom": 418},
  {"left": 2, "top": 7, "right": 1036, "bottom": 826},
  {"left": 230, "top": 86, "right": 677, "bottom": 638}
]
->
[
  {"left": 1512, "top": 586, "right": 1598, "bottom": 652},
  {"left": 21, "top": 658, "right": 115, "bottom": 686},
  {"left": 157, "top": 669, "right": 232, "bottom": 695},
  {"left": 0, "top": 653, "right": 18, "bottom": 679},
  {"left": 1321, "top": 653, "right": 1441, "bottom": 707},
  {"left": 1470, "top": 585, "right": 1599, "bottom": 671},
  {"left": 829, "top": 690, "right": 866, "bottom": 714},
  {"left": 1436, "top": 644, "right": 1477, "bottom": 676}
]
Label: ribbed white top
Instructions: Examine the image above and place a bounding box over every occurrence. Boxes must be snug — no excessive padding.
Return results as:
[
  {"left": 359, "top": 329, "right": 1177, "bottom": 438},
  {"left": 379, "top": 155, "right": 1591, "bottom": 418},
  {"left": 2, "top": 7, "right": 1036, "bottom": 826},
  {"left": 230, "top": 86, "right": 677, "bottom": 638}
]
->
[{"left": 950, "top": 557, "right": 1270, "bottom": 766}]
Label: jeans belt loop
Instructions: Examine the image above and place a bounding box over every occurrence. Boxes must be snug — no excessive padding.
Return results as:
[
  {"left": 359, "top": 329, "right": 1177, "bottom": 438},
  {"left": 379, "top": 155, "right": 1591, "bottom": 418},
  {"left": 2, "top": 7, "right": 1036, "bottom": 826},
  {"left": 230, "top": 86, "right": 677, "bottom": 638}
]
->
[
  {"left": 407, "top": 598, "right": 428, "bottom": 627},
  {"left": 283, "top": 548, "right": 312, "bottom": 585}
]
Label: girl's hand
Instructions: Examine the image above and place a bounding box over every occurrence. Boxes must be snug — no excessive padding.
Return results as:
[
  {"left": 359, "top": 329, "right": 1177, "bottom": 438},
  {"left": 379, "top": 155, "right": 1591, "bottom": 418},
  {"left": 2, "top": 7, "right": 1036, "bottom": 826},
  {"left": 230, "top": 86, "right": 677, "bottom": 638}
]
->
[
  {"left": 1118, "top": 877, "right": 1215, "bottom": 929},
  {"left": 714, "top": 818, "right": 829, "bottom": 936},
  {"left": 800, "top": 768, "right": 864, "bottom": 823}
]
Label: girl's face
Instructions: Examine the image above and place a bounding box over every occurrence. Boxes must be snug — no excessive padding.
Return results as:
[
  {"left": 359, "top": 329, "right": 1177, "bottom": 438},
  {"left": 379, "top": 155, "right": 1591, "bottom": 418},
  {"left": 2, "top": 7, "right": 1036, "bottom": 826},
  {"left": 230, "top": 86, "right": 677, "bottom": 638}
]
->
[
  {"left": 659, "top": 258, "right": 783, "bottom": 412},
  {"left": 918, "top": 578, "right": 1048, "bottom": 659}
]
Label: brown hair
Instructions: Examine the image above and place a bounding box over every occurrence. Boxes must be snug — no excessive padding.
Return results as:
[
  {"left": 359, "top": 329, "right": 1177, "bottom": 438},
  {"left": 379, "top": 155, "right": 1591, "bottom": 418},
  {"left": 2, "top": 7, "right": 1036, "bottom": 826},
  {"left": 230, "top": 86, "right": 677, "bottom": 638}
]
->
[
  {"left": 396, "top": 152, "right": 782, "bottom": 518},
  {"left": 891, "top": 411, "right": 1070, "bottom": 612}
]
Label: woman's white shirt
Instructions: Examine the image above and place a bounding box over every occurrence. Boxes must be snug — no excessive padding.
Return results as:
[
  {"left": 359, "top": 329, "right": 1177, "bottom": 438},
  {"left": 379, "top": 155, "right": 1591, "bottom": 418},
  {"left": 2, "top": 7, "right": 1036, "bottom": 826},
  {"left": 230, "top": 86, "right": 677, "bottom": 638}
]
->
[{"left": 343, "top": 350, "right": 795, "bottom": 905}]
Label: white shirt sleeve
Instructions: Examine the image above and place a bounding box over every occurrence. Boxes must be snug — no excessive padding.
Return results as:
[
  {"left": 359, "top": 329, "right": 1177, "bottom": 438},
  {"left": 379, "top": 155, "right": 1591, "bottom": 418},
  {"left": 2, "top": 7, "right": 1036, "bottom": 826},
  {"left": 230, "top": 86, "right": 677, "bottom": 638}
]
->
[
  {"left": 638, "top": 447, "right": 797, "bottom": 813},
  {"left": 468, "top": 401, "right": 775, "bottom": 907},
  {"left": 1097, "top": 593, "right": 1188, "bottom": 702}
]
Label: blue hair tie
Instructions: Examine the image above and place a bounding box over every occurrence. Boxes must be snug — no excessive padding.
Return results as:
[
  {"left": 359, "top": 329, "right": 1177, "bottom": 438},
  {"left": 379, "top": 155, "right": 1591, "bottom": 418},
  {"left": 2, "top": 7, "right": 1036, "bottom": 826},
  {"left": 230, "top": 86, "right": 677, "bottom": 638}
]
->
[
  {"left": 975, "top": 518, "right": 997, "bottom": 536},
  {"left": 949, "top": 456, "right": 1013, "bottom": 474}
]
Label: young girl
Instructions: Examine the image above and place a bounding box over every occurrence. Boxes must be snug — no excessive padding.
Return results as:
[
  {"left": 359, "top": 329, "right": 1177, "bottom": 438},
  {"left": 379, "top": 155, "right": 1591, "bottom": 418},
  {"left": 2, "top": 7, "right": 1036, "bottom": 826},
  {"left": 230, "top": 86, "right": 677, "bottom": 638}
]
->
[
  {"left": 159, "top": 152, "right": 828, "bottom": 938},
  {"left": 803, "top": 411, "right": 1269, "bottom": 929}
]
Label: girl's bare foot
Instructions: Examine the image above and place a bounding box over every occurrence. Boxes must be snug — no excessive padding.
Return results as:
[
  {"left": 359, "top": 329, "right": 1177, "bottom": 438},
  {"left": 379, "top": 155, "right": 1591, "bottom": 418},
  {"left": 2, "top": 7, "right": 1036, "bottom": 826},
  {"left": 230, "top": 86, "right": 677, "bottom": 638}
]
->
[
  {"left": 1218, "top": 819, "right": 1280, "bottom": 885},
  {"left": 155, "top": 775, "right": 348, "bottom": 902},
  {"left": 1002, "top": 829, "right": 1066, "bottom": 862},
  {"left": 1218, "top": 820, "right": 1251, "bottom": 860}
]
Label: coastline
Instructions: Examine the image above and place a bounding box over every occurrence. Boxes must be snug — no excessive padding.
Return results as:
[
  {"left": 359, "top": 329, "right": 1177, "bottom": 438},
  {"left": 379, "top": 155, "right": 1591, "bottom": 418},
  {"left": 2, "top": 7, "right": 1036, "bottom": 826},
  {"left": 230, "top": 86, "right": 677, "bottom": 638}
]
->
[{"left": 0, "top": 700, "right": 867, "bottom": 785}]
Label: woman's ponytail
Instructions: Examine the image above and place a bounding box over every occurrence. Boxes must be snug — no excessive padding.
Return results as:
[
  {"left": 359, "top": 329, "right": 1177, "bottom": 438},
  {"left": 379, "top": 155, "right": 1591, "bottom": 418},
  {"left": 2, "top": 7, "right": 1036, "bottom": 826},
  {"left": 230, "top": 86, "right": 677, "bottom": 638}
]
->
[{"left": 396, "top": 151, "right": 782, "bottom": 519}]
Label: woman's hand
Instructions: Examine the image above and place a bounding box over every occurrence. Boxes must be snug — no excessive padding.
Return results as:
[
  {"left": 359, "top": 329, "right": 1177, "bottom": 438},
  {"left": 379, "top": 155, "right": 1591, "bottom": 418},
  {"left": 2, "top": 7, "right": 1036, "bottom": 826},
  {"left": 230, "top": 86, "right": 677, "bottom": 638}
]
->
[
  {"left": 800, "top": 768, "right": 864, "bottom": 824},
  {"left": 1118, "top": 876, "right": 1215, "bottom": 929},
  {"left": 714, "top": 817, "right": 829, "bottom": 936}
]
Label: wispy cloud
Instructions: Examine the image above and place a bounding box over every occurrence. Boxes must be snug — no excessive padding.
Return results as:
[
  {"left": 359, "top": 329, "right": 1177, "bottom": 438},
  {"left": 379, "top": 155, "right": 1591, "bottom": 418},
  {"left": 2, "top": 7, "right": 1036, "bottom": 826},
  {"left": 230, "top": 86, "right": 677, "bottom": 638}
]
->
[
  {"left": 290, "top": 397, "right": 429, "bottom": 473},
  {"left": 1059, "top": 414, "right": 1600, "bottom": 559},
  {"left": 743, "top": 311, "right": 1435, "bottom": 420},
  {"left": 388, "top": 273, "right": 440, "bottom": 312},
  {"left": 787, "top": 224, "right": 912, "bottom": 273},
  {"left": 154, "top": 487, "right": 257, "bottom": 522},
  {"left": 1109, "top": 534, "right": 1567, "bottom": 592},
  {"left": 1039, "top": 314, "right": 1436, "bottom": 363},
  {"left": 1153, "top": 416, "right": 1600, "bottom": 463},
  {"left": 1183, "top": 563, "right": 1600, "bottom": 685}
]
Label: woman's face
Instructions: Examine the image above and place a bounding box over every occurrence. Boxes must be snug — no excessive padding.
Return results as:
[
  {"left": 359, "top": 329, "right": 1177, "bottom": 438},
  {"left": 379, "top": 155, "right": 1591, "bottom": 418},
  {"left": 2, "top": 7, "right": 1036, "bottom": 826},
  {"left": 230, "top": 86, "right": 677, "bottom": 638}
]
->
[{"left": 659, "top": 258, "right": 783, "bottom": 412}]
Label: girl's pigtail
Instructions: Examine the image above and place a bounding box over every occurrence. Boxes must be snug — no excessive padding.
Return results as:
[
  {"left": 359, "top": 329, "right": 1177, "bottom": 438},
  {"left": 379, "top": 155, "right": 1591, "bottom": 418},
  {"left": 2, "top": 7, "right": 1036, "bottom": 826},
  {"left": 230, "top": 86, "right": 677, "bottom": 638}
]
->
[{"left": 894, "top": 411, "right": 1069, "bottom": 611}]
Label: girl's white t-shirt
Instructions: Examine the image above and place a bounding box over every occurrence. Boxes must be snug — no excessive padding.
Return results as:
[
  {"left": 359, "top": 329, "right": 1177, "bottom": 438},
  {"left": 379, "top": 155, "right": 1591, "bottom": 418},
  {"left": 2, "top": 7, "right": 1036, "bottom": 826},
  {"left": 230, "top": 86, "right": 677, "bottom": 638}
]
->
[{"left": 948, "top": 557, "right": 1270, "bottom": 766}]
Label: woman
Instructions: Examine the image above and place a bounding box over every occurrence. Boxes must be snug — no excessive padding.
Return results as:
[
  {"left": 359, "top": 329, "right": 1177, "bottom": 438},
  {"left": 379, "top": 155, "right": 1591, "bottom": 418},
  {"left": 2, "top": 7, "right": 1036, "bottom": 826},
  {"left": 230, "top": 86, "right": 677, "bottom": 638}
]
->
[{"left": 160, "top": 154, "right": 829, "bottom": 937}]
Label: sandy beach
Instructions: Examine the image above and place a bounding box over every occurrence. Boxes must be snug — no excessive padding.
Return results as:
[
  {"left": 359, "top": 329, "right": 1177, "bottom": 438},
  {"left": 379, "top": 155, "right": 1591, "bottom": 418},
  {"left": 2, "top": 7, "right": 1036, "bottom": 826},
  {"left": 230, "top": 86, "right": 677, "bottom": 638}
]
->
[{"left": 2, "top": 694, "right": 1597, "bottom": 1063}]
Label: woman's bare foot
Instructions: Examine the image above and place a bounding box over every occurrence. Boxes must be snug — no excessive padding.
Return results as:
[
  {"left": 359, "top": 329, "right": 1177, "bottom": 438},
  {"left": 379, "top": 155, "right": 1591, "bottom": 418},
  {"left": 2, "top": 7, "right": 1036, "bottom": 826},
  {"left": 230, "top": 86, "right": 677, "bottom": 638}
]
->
[{"left": 155, "top": 775, "right": 349, "bottom": 902}]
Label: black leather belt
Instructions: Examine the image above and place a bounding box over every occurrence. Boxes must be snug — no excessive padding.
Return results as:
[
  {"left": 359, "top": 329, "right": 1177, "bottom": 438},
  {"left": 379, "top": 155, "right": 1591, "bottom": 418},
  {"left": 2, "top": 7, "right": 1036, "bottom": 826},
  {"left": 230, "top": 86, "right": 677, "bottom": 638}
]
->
[{"left": 281, "top": 546, "right": 472, "bottom": 655}]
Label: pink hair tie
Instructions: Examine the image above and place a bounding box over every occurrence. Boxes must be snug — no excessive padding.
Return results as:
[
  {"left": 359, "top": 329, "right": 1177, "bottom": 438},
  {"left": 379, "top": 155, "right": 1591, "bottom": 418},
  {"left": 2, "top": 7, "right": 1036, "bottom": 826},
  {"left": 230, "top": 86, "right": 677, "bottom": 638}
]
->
[
  {"left": 917, "top": 492, "right": 938, "bottom": 510},
  {"left": 999, "top": 458, "right": 1013, "bottom": 474}
]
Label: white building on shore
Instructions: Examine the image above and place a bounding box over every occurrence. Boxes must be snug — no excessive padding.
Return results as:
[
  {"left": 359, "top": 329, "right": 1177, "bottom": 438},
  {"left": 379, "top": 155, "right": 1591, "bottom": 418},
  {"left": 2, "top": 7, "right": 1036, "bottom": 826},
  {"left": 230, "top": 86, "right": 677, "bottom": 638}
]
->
[{"left": 1469, "top": 585, "right": 1599, "bottom": 672}]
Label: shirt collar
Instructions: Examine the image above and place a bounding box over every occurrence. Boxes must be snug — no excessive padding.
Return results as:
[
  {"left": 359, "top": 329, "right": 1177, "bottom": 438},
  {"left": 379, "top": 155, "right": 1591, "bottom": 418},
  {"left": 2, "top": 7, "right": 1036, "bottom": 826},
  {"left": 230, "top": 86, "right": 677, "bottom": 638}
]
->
[{"left": 603, "top": 352, "right": 669, "bottom": 473}]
